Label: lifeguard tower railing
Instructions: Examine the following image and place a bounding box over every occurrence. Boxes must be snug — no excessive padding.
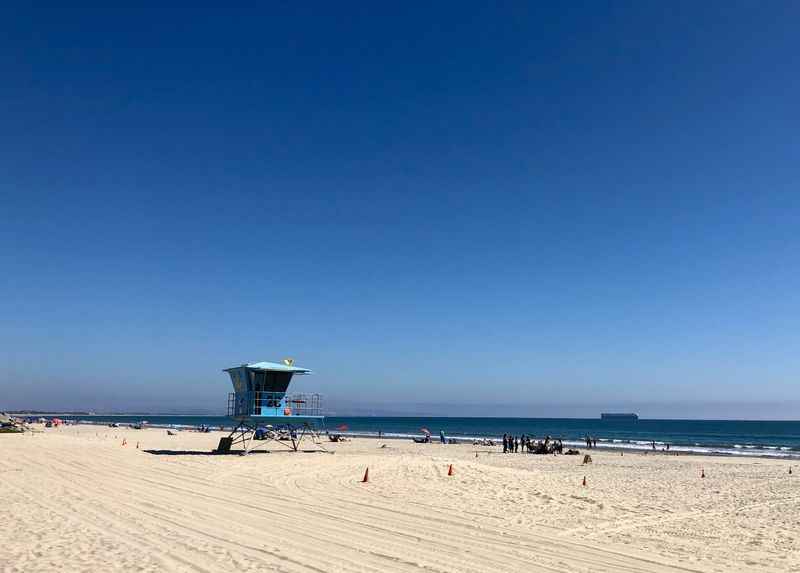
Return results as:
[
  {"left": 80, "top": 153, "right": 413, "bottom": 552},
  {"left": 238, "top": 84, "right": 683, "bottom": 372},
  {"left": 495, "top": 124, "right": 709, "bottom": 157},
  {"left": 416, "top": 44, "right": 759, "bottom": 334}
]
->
[{"left": 227, "top": 392, "right": 322, "bottom": 418}]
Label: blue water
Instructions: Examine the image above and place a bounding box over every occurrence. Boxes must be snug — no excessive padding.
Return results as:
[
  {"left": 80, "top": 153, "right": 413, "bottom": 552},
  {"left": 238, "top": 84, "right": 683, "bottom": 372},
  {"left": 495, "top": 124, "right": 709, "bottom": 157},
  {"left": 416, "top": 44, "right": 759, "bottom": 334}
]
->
[{"left": 55, "top": 415, "right": 800, "bottom": 459}]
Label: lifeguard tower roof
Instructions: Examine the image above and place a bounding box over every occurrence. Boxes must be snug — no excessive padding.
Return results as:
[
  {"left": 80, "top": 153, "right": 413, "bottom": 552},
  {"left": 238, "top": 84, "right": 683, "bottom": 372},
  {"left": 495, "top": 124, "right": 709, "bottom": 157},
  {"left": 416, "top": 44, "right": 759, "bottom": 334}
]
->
[{"left": 224, "top": 361, "right": 311, "bottom": 374}]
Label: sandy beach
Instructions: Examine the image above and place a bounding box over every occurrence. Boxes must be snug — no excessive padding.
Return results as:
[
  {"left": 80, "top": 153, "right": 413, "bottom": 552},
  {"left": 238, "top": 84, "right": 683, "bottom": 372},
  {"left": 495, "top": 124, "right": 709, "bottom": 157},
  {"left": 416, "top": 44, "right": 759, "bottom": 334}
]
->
[{"left": 1, "top": 425, "right": 798, "bottom": 572}]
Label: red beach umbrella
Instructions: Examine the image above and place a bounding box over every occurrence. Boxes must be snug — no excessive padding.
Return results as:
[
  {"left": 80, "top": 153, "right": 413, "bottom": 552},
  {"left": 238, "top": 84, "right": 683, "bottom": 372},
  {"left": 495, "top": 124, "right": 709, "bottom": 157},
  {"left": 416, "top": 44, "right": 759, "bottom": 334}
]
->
[{"left": 420, "top": 427, "right": 431, "bottom": 435}]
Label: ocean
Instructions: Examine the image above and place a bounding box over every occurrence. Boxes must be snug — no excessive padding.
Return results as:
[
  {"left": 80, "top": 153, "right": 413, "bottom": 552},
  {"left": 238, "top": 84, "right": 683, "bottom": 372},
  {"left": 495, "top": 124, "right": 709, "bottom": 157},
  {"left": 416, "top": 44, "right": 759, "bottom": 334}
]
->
[{"left": 54, "top": 415, "right": 800, "bottom": 459}]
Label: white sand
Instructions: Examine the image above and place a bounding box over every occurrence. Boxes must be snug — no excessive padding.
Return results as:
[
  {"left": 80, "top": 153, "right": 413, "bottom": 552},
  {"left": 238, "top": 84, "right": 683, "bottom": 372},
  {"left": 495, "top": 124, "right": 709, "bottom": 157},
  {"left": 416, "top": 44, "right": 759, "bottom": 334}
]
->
[{"left": 1, "top": 425, "right": 798, "bottom": 572}]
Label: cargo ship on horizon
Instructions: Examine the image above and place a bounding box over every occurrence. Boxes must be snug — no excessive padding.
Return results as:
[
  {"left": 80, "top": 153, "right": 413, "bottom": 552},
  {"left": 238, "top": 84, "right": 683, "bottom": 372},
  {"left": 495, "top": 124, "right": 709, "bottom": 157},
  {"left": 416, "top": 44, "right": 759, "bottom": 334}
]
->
[{"left": 600, "top": 413, "right": 639, "bottom": 420}]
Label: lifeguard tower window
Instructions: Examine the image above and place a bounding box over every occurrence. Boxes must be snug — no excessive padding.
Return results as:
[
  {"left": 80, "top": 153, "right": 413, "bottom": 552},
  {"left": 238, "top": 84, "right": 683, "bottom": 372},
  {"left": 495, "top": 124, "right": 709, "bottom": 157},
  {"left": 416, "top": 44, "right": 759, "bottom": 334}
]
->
[{"left": 248, "top": 370, "right": 293, "bottom": 393}]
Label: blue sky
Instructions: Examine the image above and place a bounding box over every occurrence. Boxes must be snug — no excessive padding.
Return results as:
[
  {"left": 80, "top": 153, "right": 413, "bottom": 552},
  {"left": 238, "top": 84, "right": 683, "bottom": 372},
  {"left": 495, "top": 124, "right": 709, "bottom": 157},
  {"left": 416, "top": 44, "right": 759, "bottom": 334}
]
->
[{"left": 2, "top": 2, "right": 799, "bottom": 417}]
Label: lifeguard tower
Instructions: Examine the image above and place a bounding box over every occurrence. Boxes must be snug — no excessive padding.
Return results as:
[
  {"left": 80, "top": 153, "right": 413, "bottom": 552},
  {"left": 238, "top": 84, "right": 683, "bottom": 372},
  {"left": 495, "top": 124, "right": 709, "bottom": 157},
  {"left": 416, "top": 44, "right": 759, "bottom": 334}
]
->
[{"left": 219, "top": 359, "right": 326, "bottom": 453}]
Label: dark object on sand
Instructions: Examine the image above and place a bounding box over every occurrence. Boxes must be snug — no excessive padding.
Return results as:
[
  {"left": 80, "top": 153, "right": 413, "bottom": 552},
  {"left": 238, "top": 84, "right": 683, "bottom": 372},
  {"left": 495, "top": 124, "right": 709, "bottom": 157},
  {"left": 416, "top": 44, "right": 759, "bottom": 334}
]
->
[
  {"left": 527, "top": 438, "right": 564, "bottom": 455},
  {"left": 583, "top": 454, "right": 593, "bottom": 464},
  {"left": 0, "top": 417, "right": 24, "bottom": 433}
]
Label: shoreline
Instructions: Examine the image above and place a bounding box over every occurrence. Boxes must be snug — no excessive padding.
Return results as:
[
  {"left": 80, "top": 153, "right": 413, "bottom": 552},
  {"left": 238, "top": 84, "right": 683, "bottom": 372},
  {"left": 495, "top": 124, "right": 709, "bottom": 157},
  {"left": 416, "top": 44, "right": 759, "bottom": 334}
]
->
[{"left": 29, "top": 417, "right": 800, "bottom": 461}]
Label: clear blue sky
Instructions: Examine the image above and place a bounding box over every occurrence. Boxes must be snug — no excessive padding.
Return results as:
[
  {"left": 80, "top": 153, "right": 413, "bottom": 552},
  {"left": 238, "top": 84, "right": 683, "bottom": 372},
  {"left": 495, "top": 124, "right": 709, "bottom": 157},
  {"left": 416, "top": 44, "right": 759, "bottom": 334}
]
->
[{"left": 2, "top": 2, "right": 799, "bottom": 417}]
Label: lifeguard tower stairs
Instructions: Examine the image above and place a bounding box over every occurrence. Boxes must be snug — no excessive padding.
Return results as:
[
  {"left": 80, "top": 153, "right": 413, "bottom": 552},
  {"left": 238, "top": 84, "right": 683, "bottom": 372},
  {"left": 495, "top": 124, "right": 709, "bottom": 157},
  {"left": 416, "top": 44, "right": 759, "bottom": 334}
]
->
[{"left": 219, "top": 360, "right": 326, "bottom": 453}]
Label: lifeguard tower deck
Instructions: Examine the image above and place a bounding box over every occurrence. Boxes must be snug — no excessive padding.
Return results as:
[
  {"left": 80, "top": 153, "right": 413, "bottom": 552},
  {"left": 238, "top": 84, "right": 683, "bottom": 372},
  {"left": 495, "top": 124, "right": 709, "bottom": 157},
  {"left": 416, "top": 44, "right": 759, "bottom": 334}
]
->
[{"left": 219, "top": 360, "right": 326, "bottom": 453}]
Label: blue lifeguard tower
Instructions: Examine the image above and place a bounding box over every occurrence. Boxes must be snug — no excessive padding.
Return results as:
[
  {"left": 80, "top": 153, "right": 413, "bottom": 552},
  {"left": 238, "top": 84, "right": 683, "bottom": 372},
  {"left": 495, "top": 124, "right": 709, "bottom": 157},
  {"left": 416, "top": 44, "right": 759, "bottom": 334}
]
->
[{"left": 220, "top": 359, "right": 326, "bottom": 453}]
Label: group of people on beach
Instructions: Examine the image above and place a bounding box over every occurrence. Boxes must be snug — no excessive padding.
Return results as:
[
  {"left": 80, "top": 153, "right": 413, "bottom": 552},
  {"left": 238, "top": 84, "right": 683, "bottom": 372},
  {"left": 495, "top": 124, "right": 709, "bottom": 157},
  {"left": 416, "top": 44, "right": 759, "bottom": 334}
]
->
[{"left": 502, "top": 433, "right": 564, "bottom": 454}]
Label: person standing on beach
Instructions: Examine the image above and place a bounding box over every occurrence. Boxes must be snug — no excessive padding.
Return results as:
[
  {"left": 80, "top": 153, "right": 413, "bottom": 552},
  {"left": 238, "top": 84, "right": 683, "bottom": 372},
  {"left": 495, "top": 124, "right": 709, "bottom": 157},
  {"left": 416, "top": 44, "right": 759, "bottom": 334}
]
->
[
  {"left": 593, "top": 437, "right": 597, "bottom": 448},
  {"left": 514, "top": 436, "right": 519, "bottom": 453},
  {"left": 503, "top": 434, "right": 508, "bottom": 453}
]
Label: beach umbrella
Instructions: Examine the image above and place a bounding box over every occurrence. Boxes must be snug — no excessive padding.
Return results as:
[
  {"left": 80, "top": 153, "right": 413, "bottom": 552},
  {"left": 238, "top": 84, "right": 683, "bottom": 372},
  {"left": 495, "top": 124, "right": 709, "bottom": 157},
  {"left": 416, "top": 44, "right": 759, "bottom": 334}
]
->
[{"left": 420, "top": 427, "right": 431, "bottom": 435}]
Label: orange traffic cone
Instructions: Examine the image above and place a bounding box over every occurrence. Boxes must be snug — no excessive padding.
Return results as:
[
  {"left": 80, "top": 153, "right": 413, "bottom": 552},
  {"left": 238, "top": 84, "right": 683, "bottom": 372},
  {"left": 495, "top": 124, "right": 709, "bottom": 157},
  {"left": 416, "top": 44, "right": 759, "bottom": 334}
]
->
[
  {"left": 582, "top": 475, "right": 587, "bottom": 487},
  {"left": 447, "top": 464, "right": 454, "bottom": 476},
  {"left": 361, "top": 467, "right": 369, "bottom": 483},
  {"left": 701, "top": 468, "right": 705, "bottom": 478}
]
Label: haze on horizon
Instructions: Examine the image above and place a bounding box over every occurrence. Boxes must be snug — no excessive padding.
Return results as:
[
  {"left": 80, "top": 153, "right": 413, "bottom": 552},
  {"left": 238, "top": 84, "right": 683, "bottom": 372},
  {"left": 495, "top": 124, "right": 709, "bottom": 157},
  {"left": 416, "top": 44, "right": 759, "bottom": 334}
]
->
[{"left": 2, "top": 3, "right": 799, "bottom": 420}]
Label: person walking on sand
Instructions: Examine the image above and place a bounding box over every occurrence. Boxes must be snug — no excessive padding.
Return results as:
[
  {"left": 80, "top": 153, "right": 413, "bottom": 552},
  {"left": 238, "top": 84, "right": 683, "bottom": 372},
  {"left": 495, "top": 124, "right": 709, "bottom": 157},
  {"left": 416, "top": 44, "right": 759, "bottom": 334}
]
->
[{"left": 503, "top": 433, "right": 508, "bottom": 453}]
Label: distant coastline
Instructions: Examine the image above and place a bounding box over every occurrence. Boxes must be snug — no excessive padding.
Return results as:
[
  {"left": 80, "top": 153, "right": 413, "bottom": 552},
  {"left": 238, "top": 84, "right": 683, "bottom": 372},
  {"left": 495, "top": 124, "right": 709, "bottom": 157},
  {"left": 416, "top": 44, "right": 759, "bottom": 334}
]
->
[{"left": 7, "top": 411, "right": 800, "bottom": 422}]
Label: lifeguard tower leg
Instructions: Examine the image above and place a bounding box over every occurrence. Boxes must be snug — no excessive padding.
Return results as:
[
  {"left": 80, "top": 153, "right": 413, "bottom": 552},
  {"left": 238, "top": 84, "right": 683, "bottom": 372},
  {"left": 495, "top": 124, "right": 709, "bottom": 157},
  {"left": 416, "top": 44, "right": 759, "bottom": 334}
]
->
[{"left": 224, "top": 420, "right": 257, "bottom": 454}]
